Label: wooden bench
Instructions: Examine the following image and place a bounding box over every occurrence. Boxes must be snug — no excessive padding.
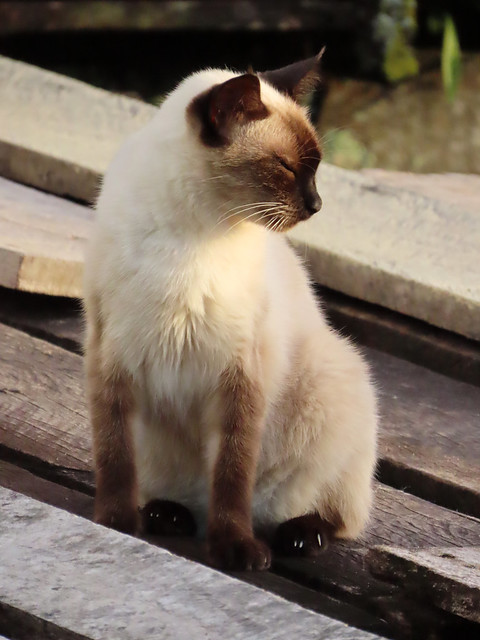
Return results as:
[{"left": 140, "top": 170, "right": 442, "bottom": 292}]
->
[{"left": 1, "top": 55, "right": 479, "bottom": 639}]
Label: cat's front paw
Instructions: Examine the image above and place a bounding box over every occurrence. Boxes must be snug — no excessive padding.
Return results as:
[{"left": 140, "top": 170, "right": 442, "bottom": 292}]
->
[
  {"left": 208, "top": 532, "right": 271, "bottom": 571},
  {"left": 141, "top": 499, "right": 197, "bottom": 537},
  {"left": 272, "top": 513, "right": 334, "bottom": 558},
  {"left": 94, "top": 503, "right": 140, "bottom": 535}
]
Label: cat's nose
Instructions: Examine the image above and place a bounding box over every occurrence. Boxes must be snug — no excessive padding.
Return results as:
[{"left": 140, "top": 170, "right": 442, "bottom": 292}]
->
[{"left": 304, "top": 190, "right": 322, "bottom": 216}]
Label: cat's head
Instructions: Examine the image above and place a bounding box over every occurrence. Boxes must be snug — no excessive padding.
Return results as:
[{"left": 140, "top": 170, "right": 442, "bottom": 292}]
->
[{"left": 185, "top": 53, "right": 324, "bottom": 232}]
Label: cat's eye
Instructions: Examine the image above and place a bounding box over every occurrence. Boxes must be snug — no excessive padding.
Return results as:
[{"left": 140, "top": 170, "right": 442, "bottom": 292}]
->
[{"left": 278, "top": 158, "right": 296, "bottom": 176}]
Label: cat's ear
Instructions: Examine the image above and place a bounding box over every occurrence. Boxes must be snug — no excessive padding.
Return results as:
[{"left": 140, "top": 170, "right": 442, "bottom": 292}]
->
[
  {"left": 259, "top": 48, "right": 325, "bottom": 102},
  {"left": 188, "top": 74, "right": 269, "bottom": 146}
]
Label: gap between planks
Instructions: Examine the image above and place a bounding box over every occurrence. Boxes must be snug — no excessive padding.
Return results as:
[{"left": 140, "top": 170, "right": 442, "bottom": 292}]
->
[
  {"left": 1, "top": 321, "right": 480, "bottom": 640},
  {"left": 1, "top": 297, "right": 479, "bottom": 519}
]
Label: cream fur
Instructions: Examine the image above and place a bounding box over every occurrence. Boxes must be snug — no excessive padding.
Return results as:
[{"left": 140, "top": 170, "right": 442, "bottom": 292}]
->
[{"left": 84, "top": 69, "right": 378, "bottom": 538}]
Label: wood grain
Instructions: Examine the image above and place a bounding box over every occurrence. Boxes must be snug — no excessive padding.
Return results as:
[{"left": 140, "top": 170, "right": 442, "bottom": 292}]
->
[
  {"left": 0, "top": 55, "right": 155, "bottom": 202},
  {"left": 1, "top": 487, "right": 383, "bottom": 640},
  {"left": 0, "top": 177, "right": 92, "bottom": 296},
  {"left": 321, "top": 285, "right": 480, "bottom": 387},
  {"left": 0, "top": 460, "right": 93, "bottom": 520},
  {"left": 288, "top": 163, "right": 480, "bottom": 341},
  {"left": 371, "top": 349, "right": 480, "bottom": 519},
  {"left": 368, "top": 545, "right": 480, "bottom": 623},
  {"left": 0, "top": 287, "right": 84, "bottom": 353},
  {"left": 1, "top": 322, "right": 480, "bottom": 640},
  {"left": 0, "top": 323, "right": 91, "bottom": 473},
  {"left": 1, "top": 54, "right": 478, "bottom": 339},
  {"left": 2, "top": 290, "right": 479, "bottom": 519},
  {"left": 0, "top": 461, "right": 385, "bottom": 637}
]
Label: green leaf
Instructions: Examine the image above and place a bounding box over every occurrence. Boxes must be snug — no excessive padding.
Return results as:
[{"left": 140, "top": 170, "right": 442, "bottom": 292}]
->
[{"left": 442, "top": 16, "right": 461, "bottom": 102}]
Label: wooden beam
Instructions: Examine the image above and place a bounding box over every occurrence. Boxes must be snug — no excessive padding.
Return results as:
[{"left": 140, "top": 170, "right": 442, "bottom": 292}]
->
[
  {"left": 1, "top": 55, "right": 478, "bottom": 340},
  {"left": 1, "top": 487, "right": 382, "bottom": 640},
  {"left": 0, "top": 323, "right": 91, "bottom": 473},
  {"left": 0, "top": 55, "right": 155, "bottom": 202},
  {"left": 0, "top": 461, "right": 385, "bottom": 637},
  {"left": 368, "top": 545, "right": 480, "bottom": 623},
  {"left": 371, "top": 348, "right": 480, "bottom": 519},
  {"left": 320, "top": 285, "right": 480, "bottom": 387},
  {"left": 1, "top": 322, "right": 480, "bottom": 639},
  {"left": 2, "top": 293, "right": 479, "bottom": 519},
  {"left": 0, "top": 460, "right": 93, "bottom": 520},
  {"left": 0, "top": 1, "right": 370, "bottom": 34},
  {"left": 0, "top": 177, "right": 91, "bottom": 296}
]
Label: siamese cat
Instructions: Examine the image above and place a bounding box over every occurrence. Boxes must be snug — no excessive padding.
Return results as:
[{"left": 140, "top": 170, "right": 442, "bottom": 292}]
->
[{"left": 84, "top": 53, "right": 378, "bottom": 571}]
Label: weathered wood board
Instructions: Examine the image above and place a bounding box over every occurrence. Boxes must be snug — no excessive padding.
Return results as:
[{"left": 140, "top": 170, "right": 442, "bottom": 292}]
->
[
  {"left": 0, "top": 286, "right": 84, "bottom": 352},
  {"left": 1, "top": 55, "right": 479, "bottom": 339},
  {"left": 0, "top": 324, "right": 92, "bottom": 474},
  {"left": 362, "top": 170, "right": 480, "bottom": 216},
  {"left": 1, "top": 462, "right": 386, "bottom": 637},
  {"left": 0, "top": 487, "right": 382, "bottom": 640},
  {"left": 0, "top": 0, "right": 377, "bottom": 34},
  {"left": 288, "top": 164, "right": 480, "bottom": 341},
  {"left": 0, "top": 177, "right": 92, "bottom": 296},
  {"left": 2, "top": 295, "right": 479, "bottom": 518},
  {"left": 321, "top": 286, "right": 480, "bottom": 387},
  {"left": 0, "top": 460, "right": 92, "bottom": 520},
  {"left": 368, "top": 545, "right": 480, "bottom": 623},
  {"left": 2, "top": 321, "right": 480, "bottom": 637},
  {"left": 370, "top": 349, "right": 480, "bottom": 518},
  {"left": 0, "top": 55, "right": 156, "bottom": 202}
]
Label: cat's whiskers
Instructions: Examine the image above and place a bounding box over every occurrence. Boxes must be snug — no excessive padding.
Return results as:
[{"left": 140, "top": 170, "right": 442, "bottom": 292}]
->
[
  {"left": 198, "top": 174, "right": 228, "bottom": 183},
  {"left": 225, "top": 205, "right": 283, "bottom": 234},
  {"left": 216, "top": 201, "right": 282, "bottom": 228},
  {"left": 212, "top": 203, "right": 275, "bottom": 231}
]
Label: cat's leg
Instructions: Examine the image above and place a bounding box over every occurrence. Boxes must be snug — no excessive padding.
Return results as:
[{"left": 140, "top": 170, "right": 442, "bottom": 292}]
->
[
  {"left": 141, "top": 499, "right": 197, "bottom": 537},
  {"left": 85, "top": 319, "right": 139, "bottom": 534},
  {"left": 265, "top": 332, "right": 377, "bottom": 556},
  {"left": 207, "top": 363, "right": 271, "bottom": 571}
]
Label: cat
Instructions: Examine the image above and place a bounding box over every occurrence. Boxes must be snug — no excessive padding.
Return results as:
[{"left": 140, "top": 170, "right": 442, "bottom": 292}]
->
[{"left": 83, "top": 52, "right": 378, "bottom": 571}]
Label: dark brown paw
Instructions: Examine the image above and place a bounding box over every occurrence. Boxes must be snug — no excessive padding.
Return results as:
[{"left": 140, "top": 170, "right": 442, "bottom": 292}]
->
[
  {"left": 208, "top": 534, "right": 271, "bottom": 571},
  {"left": 272, "top": 513, "right": 334, "bottom": 558},
  {"left": 94, "top": 505, "right": 140, "bottom": 535},
  {"left": 141, "top": 500, "right": 197, "bottom": 537}
]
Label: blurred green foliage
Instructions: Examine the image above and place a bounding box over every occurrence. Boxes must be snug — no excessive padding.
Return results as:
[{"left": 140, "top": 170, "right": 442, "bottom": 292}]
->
[
  {"left": 375, "top": 0, "right": 419, "bottom": 82},
  {"left": 322, "top": 129, "right": 376, "bottom": 170},
  {"left": 442, "top": 16, "right": 461, "bottom": 102}
]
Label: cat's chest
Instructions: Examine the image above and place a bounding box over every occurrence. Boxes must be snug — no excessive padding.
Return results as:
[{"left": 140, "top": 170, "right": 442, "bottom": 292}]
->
[{"left": 121, "top": 228, "right": 267, "bottom": 370}]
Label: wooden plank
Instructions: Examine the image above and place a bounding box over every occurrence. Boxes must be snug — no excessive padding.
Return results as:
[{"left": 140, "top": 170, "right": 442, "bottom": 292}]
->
[
  {"left": 362, "top": 170, "right": 480, "bottom": 216},
  {"left": 288, "top": 163, "right": 480, "bottom": 341},
  {"left": 1, "top": 314, "right": 479, "bottom": 516},
  {"left": 0, "top": 487, "right": 382, "bottom": 640},
  {"left": 321, "top": 285, "right": 480, "bottom": 387},
  {"left": 0, "top": 177, "right": 92, "bottom": 296},
  {"left": 0, "top": 324, "right": 91, "bottom": 474},
  {"left": 0, "top": 1, "right": 373, "bottom": 34},
  {"left": 2, "top": 292, "right": 479, "bottom": 519},
  {"left": 0, "top": 460, "right": 92, "bottom": 520},
  {"left": 0, "top": 287, "right": 83, "bottom": 353},
  {"left": 272, "top": 488, "right": 480, "bottom": 638},
  {"left": 371, "top": 348, "right": 480, "bottom": 519},
  {"left": 1, "top": 55, "right": 478, "bottom": 339},
  {"left": 0, "top": 55, "right": 155, "bottom": 202},
  {"left": 0, "top": 462, "right": 385, "bottom": 638},
  {"left": 368, "top": 545, "right": 480, "bottom": 623},
  {"left": 1, "top": 323, "right": 480, "bottom": 639}
]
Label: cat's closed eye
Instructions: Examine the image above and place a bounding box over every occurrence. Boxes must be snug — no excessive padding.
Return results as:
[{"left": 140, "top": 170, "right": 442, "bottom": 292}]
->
[{"left": 277, "top": 157, "right": 296, "bottom": 177}]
